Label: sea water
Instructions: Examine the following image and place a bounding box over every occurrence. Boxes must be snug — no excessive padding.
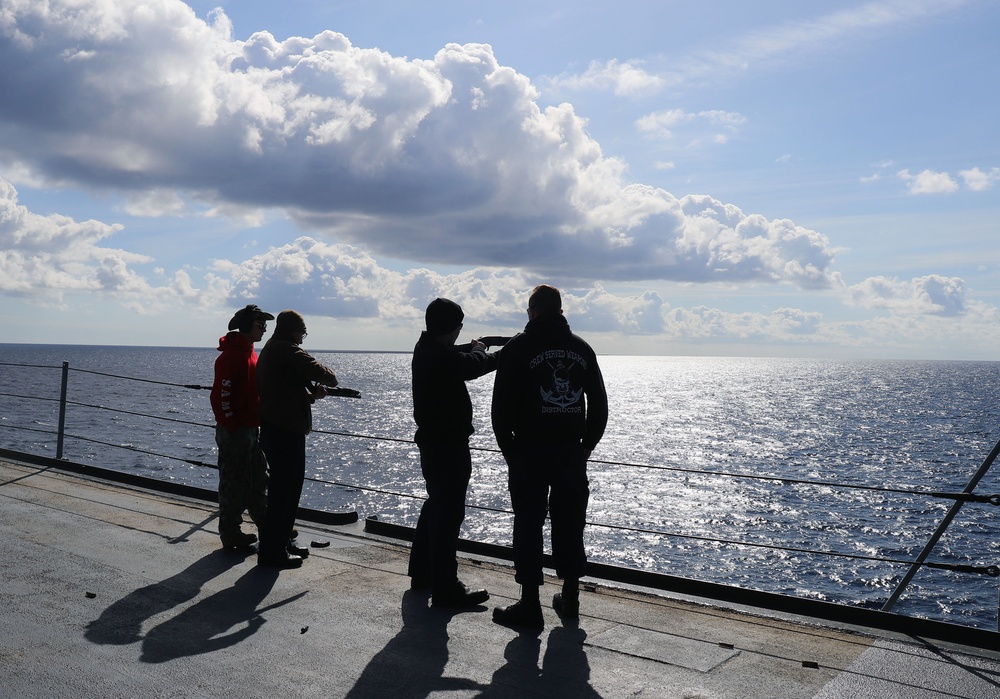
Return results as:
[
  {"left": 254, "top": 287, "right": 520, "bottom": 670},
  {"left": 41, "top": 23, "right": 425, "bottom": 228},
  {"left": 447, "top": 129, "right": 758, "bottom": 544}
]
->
[{"left": 2, "top": 344, "right": 1000, "bottom": 629}]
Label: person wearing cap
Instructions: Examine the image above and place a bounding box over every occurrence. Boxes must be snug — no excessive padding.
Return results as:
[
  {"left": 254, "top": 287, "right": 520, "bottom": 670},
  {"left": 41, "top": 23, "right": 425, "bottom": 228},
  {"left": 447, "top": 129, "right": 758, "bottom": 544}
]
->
[
  {"left": 210, "top": 303, "right": 274, "bottom": 551},
  {"left": 408, "top": 298, "right": 498, "bottom": 607},
  {"left": 255, "top": 310, "right": 359, "bottom": 568},
  {"left": 490, "top": 285, "right": 608, "bottom": 630}
]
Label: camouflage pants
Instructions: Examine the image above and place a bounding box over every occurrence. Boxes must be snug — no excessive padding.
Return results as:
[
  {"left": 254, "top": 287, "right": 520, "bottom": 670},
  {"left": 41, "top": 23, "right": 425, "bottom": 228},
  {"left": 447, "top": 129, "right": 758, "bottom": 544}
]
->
[{"left": 215, "top": 425, "right": 268, "bottom": 542}]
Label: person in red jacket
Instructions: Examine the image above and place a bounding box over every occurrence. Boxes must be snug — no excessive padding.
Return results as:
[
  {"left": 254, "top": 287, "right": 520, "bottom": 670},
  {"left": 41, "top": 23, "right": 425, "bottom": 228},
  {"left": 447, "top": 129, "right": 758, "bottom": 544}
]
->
[{"left": 210, "top": 304, "right": 274, "bottom": 551}]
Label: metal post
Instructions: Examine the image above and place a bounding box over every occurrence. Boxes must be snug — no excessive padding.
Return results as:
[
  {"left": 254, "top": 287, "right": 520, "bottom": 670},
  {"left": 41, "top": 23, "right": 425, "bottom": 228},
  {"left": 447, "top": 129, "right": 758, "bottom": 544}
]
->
[
  {"left": 56, "top": 361, "right": 68, "bottom": 460},
  {"left": 881, "top": 435, "right": 1000, "bottom": 612}
]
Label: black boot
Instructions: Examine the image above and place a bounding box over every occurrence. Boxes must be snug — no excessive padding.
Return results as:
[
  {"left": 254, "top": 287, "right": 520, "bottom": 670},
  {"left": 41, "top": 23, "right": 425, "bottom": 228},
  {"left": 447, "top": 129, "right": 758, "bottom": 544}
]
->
[
  {"left": 553, "top": 578, "right": 580, "bottom": 618},
  {"left": 493, "top": 585, "right": 543, "bottom": 630}
]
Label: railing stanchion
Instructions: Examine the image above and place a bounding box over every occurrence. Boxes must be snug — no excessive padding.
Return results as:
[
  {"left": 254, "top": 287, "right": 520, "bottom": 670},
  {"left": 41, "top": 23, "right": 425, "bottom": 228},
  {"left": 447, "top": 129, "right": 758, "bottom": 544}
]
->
[
  {"left": 56, "top": 361, "right": 69, "bottom": 460},
  {"left": 881, "top": 435, "right": 1000, "bottom": 612}
]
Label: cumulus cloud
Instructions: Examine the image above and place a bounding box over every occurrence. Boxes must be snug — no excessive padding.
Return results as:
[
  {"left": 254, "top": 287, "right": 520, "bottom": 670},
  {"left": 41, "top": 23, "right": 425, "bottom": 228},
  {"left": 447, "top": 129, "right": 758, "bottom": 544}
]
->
[
  {"left": 0, "top": 175, "right": 220, "bottom": 312},
  {"left": 218, "top": 236, "right": 535, "bottom": 326},
  {"left": 0, "top": 0, "right": 840, "bottom": 290},
  {"left": 892, "top": 165, "right": 1000, "bottom": 194},
  {"left": 217, "top": 237, "right": 671, "bottom": 335},
  {"left": 0, "top": 177, "right": 131, "bottom": 300},
  {"left": 664, "top": 305, "right": 824, "bottom": 341},
  {"left": 0, "top": 170, "right": 837, "bottom": 343},
  {"left": 845, "top": 275, "right": 967, "bottom": 316},
  {"left": 960, "top": 166, "right": 1000, "bottom": 192},
  {"left": 215, "top": 237, "right": 843, "bottom": 345},
  {"left": 894, "top": 165, "right": 1000, "bottom": 194},
  {"left": 897, "top": 169, "right": 960, "bottom": 195},
  {"left": 566, "top": 285, "right": 668, "bottom": 334},
  {"left": 4, "top": 166, "right": 995, "bottom": 354}
]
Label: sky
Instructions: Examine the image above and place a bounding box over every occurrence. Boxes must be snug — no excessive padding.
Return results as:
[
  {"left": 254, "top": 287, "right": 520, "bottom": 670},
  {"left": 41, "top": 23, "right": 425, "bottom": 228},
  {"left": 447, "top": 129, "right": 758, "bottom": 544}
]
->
[{"left": 0, "top": 0, "right": 998, "bottom": 358}]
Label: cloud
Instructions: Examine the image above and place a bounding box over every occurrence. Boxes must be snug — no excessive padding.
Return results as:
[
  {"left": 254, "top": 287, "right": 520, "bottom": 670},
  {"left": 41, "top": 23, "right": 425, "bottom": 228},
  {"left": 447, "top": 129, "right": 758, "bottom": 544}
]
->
[
  {"left": 665, "top": 305, "right": 825, "bottom": 341},
  {"left": 897, "top": 168, "right": 960, "bottom": 195},
  {"left": 0, "top": 175, "right": 223, "bottom": 312},
  {"left": 4, "top": 170, "right": 998, "bottom": 355},
  {"left": 897, "top": 166, "right": 1000, "bottom": 194},
  {"left": 0, "top": 0, "right": 840, "bottom": 290},
  {"left": 213, "top": 234, "right": 839, "bottom": 341},
  {"left": 538, "top": 1, "right": 972, "bottom": 100},
  {"left": 635, "top": 109, "right": 746, "bottom": 145},
  {"left": 567, "top": 286, "right": 668, "bottom": 334},
  {"left": 845, "top": 275, "right": 967, "bottom": 316},
  {"left": 543, "top": 59, "right": 668, "bottom": 96},
  {"left": 960, "top": 166, "right": 1000, "bottom": 192},
  {"left": 0, "top": 171, "right": 840, "bottom": 342},
  {"left": 547, "top": 1, "right": 974, "bottom": 94},
  {"left": 677, "top": 0, "right": 974, "bottom": 84},
  {"left": 0, "top": 176, "right": 132, "bottom": 301},
  {"left": 219, "top": 235, "right": 536, "bottom": 326}
]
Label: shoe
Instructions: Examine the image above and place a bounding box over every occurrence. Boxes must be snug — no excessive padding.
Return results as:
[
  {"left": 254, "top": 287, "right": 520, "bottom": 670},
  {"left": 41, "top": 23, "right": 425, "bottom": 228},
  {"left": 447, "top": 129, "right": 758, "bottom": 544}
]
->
[
  {"left": 432, "top": 581, "right": 489, "bottom": 608},
  {"left": 287, "top": 542, "right": 310, "bottom": 557},
  {"left": 221, "top": 532, "right": 258, "bottom": 550},
  {"left": 291, "top": 527, "right": 299, "bottom": 539},
  {"left": 258, "top": 551, "right": 303, "bottom": 569},
  {"left": 553, "top": 592, "right": 580, "bottom": 618},
  {"left": 492, "top": 601, "right": 544, "bottom": 630}
]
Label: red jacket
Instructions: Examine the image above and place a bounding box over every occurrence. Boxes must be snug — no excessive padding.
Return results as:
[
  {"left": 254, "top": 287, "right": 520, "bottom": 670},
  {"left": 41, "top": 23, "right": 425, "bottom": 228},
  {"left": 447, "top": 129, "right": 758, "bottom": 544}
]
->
[{"left": 211, "top": 332, "right": 260, "bottom": 431}]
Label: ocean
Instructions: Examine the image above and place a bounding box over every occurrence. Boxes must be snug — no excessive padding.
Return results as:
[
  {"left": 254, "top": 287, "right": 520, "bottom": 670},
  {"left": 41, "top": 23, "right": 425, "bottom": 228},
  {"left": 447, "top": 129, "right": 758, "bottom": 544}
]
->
[{"left": 2, "top": 343, "right": 1000, "bottom": 630}]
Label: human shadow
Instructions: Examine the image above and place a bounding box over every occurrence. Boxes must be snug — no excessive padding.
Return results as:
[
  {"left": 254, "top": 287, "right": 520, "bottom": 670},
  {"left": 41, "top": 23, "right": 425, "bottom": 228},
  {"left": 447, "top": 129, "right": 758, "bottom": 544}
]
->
[
  {"left": 478, "top": 622, "right": 603, "bottom": 698},
  {"left": 85, "top": 549, "right": 251, "bottom": 646},
  {"left": 140, "top": 565, "right": 292, "bottom": 663},
  {"left": 344, "top": 589, "right": 488, "bottom": 698}
]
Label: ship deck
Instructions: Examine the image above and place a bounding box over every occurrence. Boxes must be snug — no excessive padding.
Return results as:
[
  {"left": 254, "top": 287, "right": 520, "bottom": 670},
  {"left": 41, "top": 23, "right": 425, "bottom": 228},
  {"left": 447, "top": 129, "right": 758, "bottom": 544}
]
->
[{"left": 3, "top": 456, "right": 1000, "bottom": 698}]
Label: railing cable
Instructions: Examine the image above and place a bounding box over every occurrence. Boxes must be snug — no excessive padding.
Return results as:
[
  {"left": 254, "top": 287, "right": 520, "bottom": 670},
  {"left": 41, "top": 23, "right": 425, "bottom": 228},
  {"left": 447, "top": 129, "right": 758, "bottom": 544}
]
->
[
  {"left": 4, "top": 358, "right": 1000, "bottom": 585},
  {"left": 68, "top": 366, "right": 212, "bottom": 390},
  {"left": 589, "top": 456, "right": 1000, "bottom": 505},
  {"left": 0, "top": 361, "right": 63, "bottom": 370},
  {"left": 19, "top": 423, "right": 1000, "bottom": 579}
]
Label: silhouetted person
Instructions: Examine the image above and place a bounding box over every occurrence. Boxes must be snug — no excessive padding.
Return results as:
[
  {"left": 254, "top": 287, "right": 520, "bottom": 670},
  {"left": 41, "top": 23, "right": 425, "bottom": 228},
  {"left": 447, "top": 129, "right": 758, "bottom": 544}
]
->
[
  {"left": 256, "top": 310, "right": 359, "bottom": 568},
  {"left": 491, "top": 285, "right": 608, "bottom": 630},
  {"left": 210, "top": 303, "right": 273, "bottom": 550},
  {"left": 408, "top": 298, "right": 498, "bottom": 607}
]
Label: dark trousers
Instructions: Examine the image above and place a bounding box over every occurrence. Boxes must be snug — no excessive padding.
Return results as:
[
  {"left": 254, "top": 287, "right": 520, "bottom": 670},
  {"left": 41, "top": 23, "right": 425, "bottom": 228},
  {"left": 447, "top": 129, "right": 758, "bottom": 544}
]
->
[
  {"left": 507, "top": 441, "right": 590, "bottom": 586},
  {"left": 407, "top": 442, "right": 472, "bottom": 593},
  {"left": 215, "top": 425, "right": 268, "bottom": 541},
  {"left": 258, "top": 421, "right": 305, "bottom": 557}
]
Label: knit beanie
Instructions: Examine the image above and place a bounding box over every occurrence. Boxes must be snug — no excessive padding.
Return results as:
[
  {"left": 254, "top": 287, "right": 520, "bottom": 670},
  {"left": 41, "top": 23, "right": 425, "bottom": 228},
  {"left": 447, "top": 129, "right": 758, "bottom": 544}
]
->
[
  {"left": 425, "top": 298, "right": 464, "bottom": 336},
  {"left": 275, "top": 310, "right": 307, "bottom": 334}
]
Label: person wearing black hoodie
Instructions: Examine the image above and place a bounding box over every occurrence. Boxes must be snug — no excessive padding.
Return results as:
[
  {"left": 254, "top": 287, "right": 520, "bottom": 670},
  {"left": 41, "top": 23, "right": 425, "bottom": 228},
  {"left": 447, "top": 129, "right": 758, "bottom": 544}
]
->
[
  {"left": 490, "top": 285, "right": 608, "bottom": 630},
  {"left": 408, "top": 298, "right": 499, "bottom": 607}
]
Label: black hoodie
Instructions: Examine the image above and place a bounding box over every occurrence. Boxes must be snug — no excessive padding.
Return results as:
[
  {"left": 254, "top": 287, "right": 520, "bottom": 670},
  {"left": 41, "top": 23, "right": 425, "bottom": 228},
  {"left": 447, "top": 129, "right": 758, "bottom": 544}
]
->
[
  {"left": 411, "top": 331, "right": 498, "bottom": 445},
  {"left": 491, "top": 313, "right": 608, "bottom": 454}
]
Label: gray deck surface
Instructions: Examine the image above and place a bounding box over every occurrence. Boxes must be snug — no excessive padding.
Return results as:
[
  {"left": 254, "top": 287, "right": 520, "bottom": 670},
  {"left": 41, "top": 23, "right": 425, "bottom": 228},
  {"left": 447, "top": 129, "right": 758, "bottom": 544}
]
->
[{"left": 2, "top": 457, "right": 1000, "bottom": 698}]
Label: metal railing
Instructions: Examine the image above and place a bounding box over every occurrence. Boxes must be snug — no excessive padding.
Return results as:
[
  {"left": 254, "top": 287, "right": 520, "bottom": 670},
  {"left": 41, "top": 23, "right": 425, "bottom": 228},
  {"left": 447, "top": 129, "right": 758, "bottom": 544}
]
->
[{"left": 2, "top": 357, "right": 999, "bottom": 641}]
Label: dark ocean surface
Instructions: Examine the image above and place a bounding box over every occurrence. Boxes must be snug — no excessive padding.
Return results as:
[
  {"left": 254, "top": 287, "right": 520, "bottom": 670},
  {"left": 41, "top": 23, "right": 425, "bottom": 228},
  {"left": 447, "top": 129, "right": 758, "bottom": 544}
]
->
[{"left": 2, "top": 343, "right": 1000, "bottom": 630}]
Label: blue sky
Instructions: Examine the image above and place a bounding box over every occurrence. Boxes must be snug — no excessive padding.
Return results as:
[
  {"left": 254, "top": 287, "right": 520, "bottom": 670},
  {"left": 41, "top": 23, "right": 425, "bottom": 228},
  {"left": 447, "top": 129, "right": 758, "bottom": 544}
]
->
[{"left": 1, "top": 0, "right": 998, "bottom": 357}]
